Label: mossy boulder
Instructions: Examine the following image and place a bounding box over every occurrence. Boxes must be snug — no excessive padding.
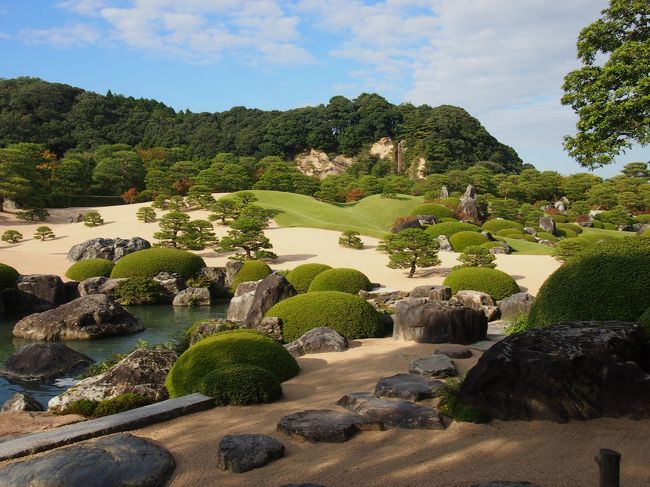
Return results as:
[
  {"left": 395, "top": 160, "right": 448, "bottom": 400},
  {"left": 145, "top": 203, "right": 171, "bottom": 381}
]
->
[
  {"left": 265, "top": 291, "right": 383, "bottom": 342},
  {"left": 285, "top": 263, "right": 332, "bottom": 293},
  {"left": 426, "top": 222, "right": 481, "bottom": 238},
  {"left": 166, "top": 329, "right": 298, "bottom": 398},
  {"left": 231, "top": 260, "right": 272, "bottom": 291},
  {"left": 198, "top": 364, "right": 282, "bottom": 406},
  {"left": 528, "top": 237, "right": 650, "bottom": 329},
  {"left": 448, "top": 231, "right": 489, "bottom": 252},
  {"left": 443, "top": 267, "right": 520, "bottom": 301},
  {"left": 65, "top": 258, "right": 115, "bottom": 281},
  {"left": 110, "top": 248, "right": 205, "bottom": 279},
  {"left": 307, "top": 268, "right": 372, "bottom": 294}
]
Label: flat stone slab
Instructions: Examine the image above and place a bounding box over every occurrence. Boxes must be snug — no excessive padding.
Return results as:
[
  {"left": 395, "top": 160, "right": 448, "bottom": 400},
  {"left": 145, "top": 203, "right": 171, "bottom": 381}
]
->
[
  {"left": 277, "top": 409, "right": 383, "bottom": 443},
  {"left": 217, "top": 434, "right": 285, "bottom": 473},
  {"left": 434, "top": 346, "right": 472, "bottom": 359},
  {"left": 374, "top": 373, "right": 445, "bottom": 401},
  {"left": 0, "top": 433, "right": 174, "bottom": 487},
  {"left": 409, "top": 354, "right": 457, "bottom": 378},
  {"left": 337, "top": 392, "right": 445, "bottom": 430},
  {"left": 469, "top": 340, "right": 500, "bottom": 352},
  {"left": 0, "top": 393, "right": 213, "bottom": 461}
]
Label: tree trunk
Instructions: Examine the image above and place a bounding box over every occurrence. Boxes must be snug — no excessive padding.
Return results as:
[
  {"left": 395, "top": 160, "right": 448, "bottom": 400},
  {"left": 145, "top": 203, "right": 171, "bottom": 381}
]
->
[{"left": 408, "top": 262, "right": 416, "bottom": 278}]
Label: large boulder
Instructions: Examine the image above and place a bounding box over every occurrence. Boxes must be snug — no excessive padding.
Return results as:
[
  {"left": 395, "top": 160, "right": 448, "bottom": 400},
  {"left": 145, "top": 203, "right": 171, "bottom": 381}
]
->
[
  {"left": 393, "top": 298, "right": 487, "bottom": 344},
  {"left": 374, "top": 373, "right": 445, "bottom": 402},
  {"left": 12, "top": 294, "right": 144, "bottom": 340},
  {"left": 277, "top": 409, "right": 383, "bottom": 443},
  {"left": 199, "top": 266, "right": 228, "bottom": 297},
  {"left": 410, "top": 285, "right": 451, "bottom": 301},
  {"left": 78, "top": 277, "right": 125, "bottom": 297},
  {"left": 284, "top": 327, "right": 349, "bottom": 357},
  {"left": 391, "top": 217, "right": 422, "bottom": 233},
  {"left": 538, "top": 217, "right": 556, "bottom": 235},
  {"left": 225, "top": 261, "right": 244, "bottom": 288},
  {"left": 461, "top": 321, "right": 650, "bottom": 422},
  {"left": 437, "top": 235, "right": 453, "bottom": 251},
  {"left": 245, "top": 273, "right": 297, "bottom": 329},
  {"left": 153, "top": 272, "right": 186, "bottom": 302},
  {"left": 1, "top": 392, "right": 44, "bottom": 412},
  {"left": 498, "top": 292, "right": 535, "bottom": 318},
  {"left": 67, "top": 237, "right": 151, "bottom": 262},
  {"left": 48, "top": 347, "right": 177, "bottom": 412},
  {"left": 226, "top": 288, "right": 257, "bottom": 323},
  {"left": 0, "top": 433, "right": 175, "bottom": 487},
  {"left": 172, "top": 287, "right": 211, "bottom": 307},
  {"left": 457, "top": 185, "right": 480, "bottom": 223},
  {"left": 16, "top": 275, "right": 66, "bottom": 312},
  {"left": 217, "top": 434, "right": 285, "bottom": 473},
  {"left": 0, "top": 343, "right": 93, "bottom": 382}
]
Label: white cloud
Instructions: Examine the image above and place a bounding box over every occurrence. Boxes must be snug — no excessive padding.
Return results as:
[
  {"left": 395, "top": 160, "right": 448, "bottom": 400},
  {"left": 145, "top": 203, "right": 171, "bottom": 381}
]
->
[
  {"left": 19, "top": 23, "right": 100, "bottom": 47},
  {"left": 0, "top": 32, "right": 10, "bottom": 40},
  {"left": 57, "top": 0, "right": 108, "bottom": 16}
]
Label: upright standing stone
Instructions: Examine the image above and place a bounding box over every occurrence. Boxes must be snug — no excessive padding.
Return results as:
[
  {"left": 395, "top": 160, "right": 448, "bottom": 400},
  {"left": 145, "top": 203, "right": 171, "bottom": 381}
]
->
[
  {"left": 16, "top": 275, "right": 66, "bottom": 312},
  {"left": 539, "top": 217, "right": 556, "bottom": 236},
  {"left": 457, "top": 185, "right": 480, "bottom": 223}
]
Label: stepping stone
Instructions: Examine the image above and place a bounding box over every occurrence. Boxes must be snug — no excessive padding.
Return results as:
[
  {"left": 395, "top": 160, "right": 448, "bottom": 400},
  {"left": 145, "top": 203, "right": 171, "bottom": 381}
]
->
[
  {"left": 469, "top": 340, "right": 500, "bottom": 352},
  {"left": 277, "top": 409, "right": 383, "bottom": 443},
  {"left": 0, "top": 433, "right": 174, "bottom": 487},
  {"left": 471, "top": 483, "right": 541, "bottom": 487},
  {"left": 409, "top": 354, "right": 457, "bottom": 378},
  {"left": 337, "top": 392, "right": 445, "bottom": 430},
  {"left": 217, "top": 434, "right": 285, "bottom": 473},
  {"left": 434, "top": 346, "right": 472, "bottom": 359},
  {"left": 374, "top": 373, "right": 445, "bottom": 401}
]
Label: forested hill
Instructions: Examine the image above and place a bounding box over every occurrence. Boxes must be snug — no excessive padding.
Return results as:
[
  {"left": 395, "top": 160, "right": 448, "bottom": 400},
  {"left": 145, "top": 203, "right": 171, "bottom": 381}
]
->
[{"left": 0, "top": 77, "right": 522, "bottom": 174}]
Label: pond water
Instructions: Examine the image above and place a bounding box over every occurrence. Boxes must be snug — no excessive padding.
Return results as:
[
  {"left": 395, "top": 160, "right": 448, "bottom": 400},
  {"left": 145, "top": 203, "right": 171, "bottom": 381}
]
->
[{"left": 0, "top": 302, "right": 229, "bottom": 408}]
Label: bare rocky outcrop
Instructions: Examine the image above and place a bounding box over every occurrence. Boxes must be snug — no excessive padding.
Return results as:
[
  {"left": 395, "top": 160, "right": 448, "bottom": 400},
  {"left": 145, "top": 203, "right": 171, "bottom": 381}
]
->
[
  {"left": 295, "top": 150, "right": 353, "bottom": 179},
  {"left": 78, "top": 276, "right": 126, "bottom": 297},
  {"left": 284, "top": 327, "right": 349, "bottom": 357},
  {"left": 369, "top": 137, "right": 395, "bottom": 160},
  {"left": 539, "top": 217, "right": 556, "bottom": 235},
  {"left": 154, "top": 272, "right": 187, "bottom": 302},
  {"left": 199, "top": 266, "right": 228, "bottom": 297},
  {"left": 0, "top": 343, "right": 93, "bottom": 382},
  {"left": 391, "top": 217, "right": 421, "bottom": 233},
  {"left": 12, "top": 294, "right": 143, "bottom": 340},
  {"left": 67, "top": 237, "right": 151, "bottom": 262},
  {"left": 498, "top": 292, "right": 535, "bottom": 318},
  {"left": 16, "top": 275, "right": 66, "bottom": 312},
  {"left": 410, "top": 285, "right": 452, "bottom": 301},
  {"left": 245, "top": 274, "right": 297, "bottom": 329},
  {"left": 457, "top": 185, "right": 480, "bottom": 223},
  {"left": 172, "top": 287, "right": 211, "bottom": 306}
]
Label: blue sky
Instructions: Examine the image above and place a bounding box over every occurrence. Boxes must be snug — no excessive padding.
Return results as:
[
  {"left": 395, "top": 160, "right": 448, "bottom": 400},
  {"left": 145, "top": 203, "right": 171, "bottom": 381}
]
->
[{"left": 0, "top": 0, "right": 647, "bottom": 177}]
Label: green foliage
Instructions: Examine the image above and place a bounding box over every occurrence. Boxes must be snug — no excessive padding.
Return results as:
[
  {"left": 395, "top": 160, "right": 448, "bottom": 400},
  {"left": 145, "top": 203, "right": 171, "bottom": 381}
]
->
[
  {"left": 449, "top": 231, "right": 489, "bottom": 252},
  {"left": 338, "top": 230, "right": 364, "bottom": 249},
  {"left": 185, "top": 274, "right": 212, "bottom": 288},
  {"left": 536, "top": 231, "right": 558, "bottom": 242},
  {"left": 378, "top": 228, "right": 441, "bottom": 278},
  {"left": 481, "top": 219, "right": 523, "bottom": 233},
  {"left": 61, "top": 399, "right": 98, "bottom": 417},
  {"left": 231, "top": 260, "right": 272, "bottom": 291},
  {"left": 266, "top": 291, "right": 383, "bottom": 342},
  {"left": 65, "top": 258, "right": 115, "bottom": 281},
  {"left": 1, "top": 229, "right": 22, "bottom": 243},
  {"left": 443, "top": 267, "right": 520, "bottom": 301},
  {"left": 426, "top": 221, "right": 481, "bottom": 238},
  {"left": 198, "top": 364, "right": 282, "bottom": 406},
  {"left": 33, "top": 226, "right": 55, "bottom": 240},
  {"left": 136, "top": 206, "right": 156, "bottom": 223},
  {"left": 591, "top": 220, "right": 605, "bottom": 229},
  {"left": 285, "top": 263, "right": 332, "bottom": 294},
  {"left": 481, "top": 241, "right": 503, "bottom": 250},
  {"left": 166, "top": 329, "right": 299, "bottom": 398},
  {"left": 93, "top": 393, "right": 151, "bottom": 417},
  {"left": 635, "top": 214, "right": 650, "bottom": 224},
  {"left": 307, "top": 268, "right": 372, "bottom": 294},
  {"left": 553, "top": 238, "right": 592, "bottom": 262},
  {"left": 455, "top": 245, "right": 497, "bottom": 269},
  {"left": 504, "top": 314, "right": 530, "bottom": 334},
  {"left": 438, "top": 379, "right": 490, "bottom": 423},
  {"left": 495, "top": 228, "right": 524, "bottom": 237},
  {"left": 556, "top": 228, "right": 577, "bottom": 238},
  {"left": 556, "top": 222, "right": 583, "bottom": 234},
  {"left": 111, "top": 277, "right": 163, "bottom": 305},
  {"left": 529, "top": 237, "right": 650, "bottom": 328},
  {"left": 154, "top": 211, "right": 190, "bottom": 248},
  {"left": 178, "top": 219, "right": 217, "bottom": 250},
  {"left": 642, "top": 229, "right": 650, "bottom": 238},
  {"left": 215, "top": 205, "right": 276, "bottom": 260},
  {"left": 16, "top": 207, "right": 49, "bottom": 221},
  {"left": 110, "top": 248, "right": 205, "bottom": 279},
  {"left": 640, "top": 307, "right": 650, "bottom": 337},
  {"left": 0, "top": 263, "right": 19, "bottom": 290},
  {"left": 408, "top": 203, "right": 454, "bottom": 219},
  {"left": 83, "top": 210, "right": 104, "bottom": 227},
  {"left": 82, "top": 352, "right": 126, "bottom": 378}
]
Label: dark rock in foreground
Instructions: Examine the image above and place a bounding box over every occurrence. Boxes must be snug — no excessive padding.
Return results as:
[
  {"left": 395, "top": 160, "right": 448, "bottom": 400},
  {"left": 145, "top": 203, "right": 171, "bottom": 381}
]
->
[
  {"left": 217, "top": 434, "right": 285, "bottom": 473},
  {"left": 16, "top": 275, "right": 66, "bottom": 312},
  {"left": 1, "top": 392, "right": 44, "bottom": 412},
  {"left": 245, "top": 273, "right": 297, "bottom": 329},
  {"left": 67, "top": 237, "right": 151, "bottom": 262},
  {"left": 12, "top": 294, "right": 144, "bottom": 340},
  {"left": 0, "top": 343, "right": 93, "bottom": 382},
  {"left": 284, "top": 327, "right": 349, "bottom": 357},
  {"left": 278, "top": 409, "right": 383, "bottom": 443},
  {"left": 461, "top": 321, "right": 650, "bottom": 422},
  {"left": 0, "top": 433, "right": 174, "bottom": 487},
  {"left": 374, "top": 373, "right": 444, "bottom": 401}
]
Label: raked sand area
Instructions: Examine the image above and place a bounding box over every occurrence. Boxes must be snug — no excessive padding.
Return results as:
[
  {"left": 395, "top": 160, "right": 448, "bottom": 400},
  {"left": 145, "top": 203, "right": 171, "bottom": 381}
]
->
[{"left": 2, "top": 201, "right": 649, "bottom": 486}]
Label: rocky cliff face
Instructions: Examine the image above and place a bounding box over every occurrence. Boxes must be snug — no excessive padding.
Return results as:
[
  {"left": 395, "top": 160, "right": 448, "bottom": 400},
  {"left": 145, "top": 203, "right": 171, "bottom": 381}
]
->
[{"left": 295, "top": 149, "right": 353, "bottom": 179}]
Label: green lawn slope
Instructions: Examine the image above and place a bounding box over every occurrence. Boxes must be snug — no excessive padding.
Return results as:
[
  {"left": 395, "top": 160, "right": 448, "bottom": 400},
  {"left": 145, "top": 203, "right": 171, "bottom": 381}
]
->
[{"left": 237, "top": 191, "right": 423, "bottom": 238}]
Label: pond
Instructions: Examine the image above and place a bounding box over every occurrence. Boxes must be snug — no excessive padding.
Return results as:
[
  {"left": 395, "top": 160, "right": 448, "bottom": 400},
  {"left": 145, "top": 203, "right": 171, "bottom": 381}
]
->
[{"left": 0, "top": 302, "right": 229, "bottom": 408}]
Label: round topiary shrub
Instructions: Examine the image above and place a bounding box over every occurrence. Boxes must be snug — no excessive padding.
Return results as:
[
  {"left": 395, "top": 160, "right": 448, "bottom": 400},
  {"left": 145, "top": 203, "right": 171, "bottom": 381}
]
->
[
  {"left": 266, "top": 291, "right": 383, "bottom": 342},
  {"left": 556, "top": 228, "right": 577, "bottom": 238},
  {"left": 443, "top": 267, "right": 520, "bottom": 301},
  {"left": 285, "top": 263, "right": 332, "bottom": 293},
  {"left": 449, "top": 231, "right": 489, "bottom": 252},
  {"left": 556, "top": 222, "right": 583, "bottom": 235},
  {"left": 495, "top": 228, "right": 524, "bottom": 237},
  {"left": 528, "top": 237, "right": 650, "bottom": 329},
  {"left": 481, "top": 241, "right": 503, "bottom": 250},
  {"left": 307, "top": 268, "right": 372, "bottom": 294},
  {"left": 198, "top": 364, "right": 282, "bottom": 406},
  {"left": 439, "top": 217, "right": 459, "bottom": 223},
  {"left": 426, "top": 222, "right": 482, "bottom": 238},
  {"left": 536, "top": 231, "right": 558, "bottom": 242},
  {"left": 166, "top": 329, "right": 298, "bottom": 398},
  {"left": 482, "top": 219, "right": 523, "bottom": 233},
  {"left": 0, "top": 263, "right": 19, "bottom": 291},
  {"left": 231, "top": 260, "right": 272, "bottom": 291},
  {"left": 110, "top": 248, "right": 206, "bottom": 279},
  {"left": 641, "top": 228, "right": 650, "bottom": 238},
  {"left": 602, "top": 222, "right": 616, "bottom": 230},
  {"left": 591, "top": 220, "right": 605, "bottom": 229},
  {"left": 65, "top": 258, "right": 115, "bottom": 281},
  {"left": 409, "top": 203, "right": 454, "bottom": 219}
]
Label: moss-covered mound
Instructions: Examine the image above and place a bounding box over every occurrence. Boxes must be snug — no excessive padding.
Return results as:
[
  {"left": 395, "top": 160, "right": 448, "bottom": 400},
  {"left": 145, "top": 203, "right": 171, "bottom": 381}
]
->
[
  {"left": 231, "top": 260, "right": 272, "bottom": 291},
  {"left": 536, "top": 231, "right": 558, "bottom": 242},
  {"left": 0, "top": 263, "right": 19, "bottom": 291},
  {"left": 409, "top": 203, "right": 454, "bottom": 219},
  {"left": 449, "top": 231, "right": 489, "bottom": 252},
  {"left": 482, "top": 219, "right": 523, "bottom": 233},
  {"left": 556, "top": 222, "right": 583, "bottom": 235},
  {"left": 426, "top": 222, "right": 482, "bottom": 238},
  {"left": 65, "top": 258, "right": 115, "bottom": 281},
  {"left": 528, "top": 237, "right": 650, "bottom": 328},
  {"left": 443, "top": 267, "right": 520, "bottom": 301},
  {"left": 641, "top": 228, "right": 650, "bottom": 238},
  {"left": 285, "top": 263, "right": 332, "bottom": 293},
  {"left": 166, "top": 329, "right": 298, "bottom": 398},
  {"left": 266, "top": 291, "right": 383, "bottom": 342},
  {"left": 495, "top": 228, "right": 524, "bottom": 237},
  {"left": 198, "top": 364, "right": 282, "bottom": 406},
  {"left": 481, "top": 241, "right": 503, "bottom": 250},
  {"left": 307, "top": 268, "right": 372, "bottom": 294},
  {"left": 111, "top": 248, "right": 205, "bottom": 279}
]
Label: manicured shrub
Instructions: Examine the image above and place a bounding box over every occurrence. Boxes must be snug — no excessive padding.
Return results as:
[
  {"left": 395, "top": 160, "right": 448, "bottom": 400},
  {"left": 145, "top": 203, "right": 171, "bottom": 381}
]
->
[
  {"left": 443, "top": 267, "right": 520, "bottom": 301},
  {"left": 426, "top": 222, "right": 481, "bottom": 238},
  {"left": 231, "top": 260, "right": 272, "bottom": 291},
  {"left": 198, "top": 364, "right": 282, "bottom": 406},
  {"left": 338, "top": 230, "right": 364, "bottom": 249},
  {"left": 528, "top": 237, "right": 650, "bottom": 328},
  {"left": 285, "top": 263, "right": 332, "bottom": 293},
  {"left": 635, "top": 214, "right": 650, "bottom": 224},
  {"left": 602, "top": 222, "right": 616, "bottom": 230},
  {"left": 409, "top": 203, "right": 454, "bottom": 219},
  {"left": 266, "top": 291, "right": 383, "bottom": 342},
  {"left": 481, "top": 241, "right": 503, "bottom": 250},
  {"left": 0, "top": 263, "right": 19, "bottom": 291},
  {"left": 495, "top": 228, "right": 524, "bottom": 237},
  {"left": 439, "top": 379, "right": 490, "bottom": 423},
  {"left": 166, "top": 329, "right": 298, "bottom": 397},
  {"left": 61, "top": 399, "right": 98, "bottom": 417},
  {"left": 308, "top": 268, "right": 372, "bottom": 294},
  {"left": 33, "top": 226, "right": 55, "bottom": 240},
  {"left": 83, "top": 211, "right": 104, "bottom": 227},
  {"left": 1, "top": 230, "right": 22, "bottom": 243},
  {"left": 641, "top": 228, "right": 650, "bottom": 238},
  {"left": 111, "top": 277, "right": 163, "bottom": 305},
  {"left": 455, "top": 245, "right": 496, "bottom": 269},
  {"left": 556, "top": 222, "right": 583, "bottom": 235},
  {"left": 505, "top": 233, "right": 537, "bottom": 242},
  {"left": 93, "top": 393, "right": 151, "bottom": 417},
  {"left": 552, "top": 238, "right": 591, "bottom": 261},
  {"left": 65, "top": 258, "right": 115, "bottom": 281},
  {"left": 110, "top": 248, "right": 205, "bottom": 279},
  {"left": 439, "top": 217, "right": 459, "bottom": 223},
  {"left": 136, "top": 206, "right": 157, "bottom": 223},
  {"left": 591, "top": 220, "right": 605, "bottom": 229},
  {"left": 536, "top": 231, "right": 558, "bottom": 242},
  {"left": 482, "top": 219, "right": 523, "bottom": 233},
  {"left": 449, "top": 231, "right": 489, "bottom": 252}
]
